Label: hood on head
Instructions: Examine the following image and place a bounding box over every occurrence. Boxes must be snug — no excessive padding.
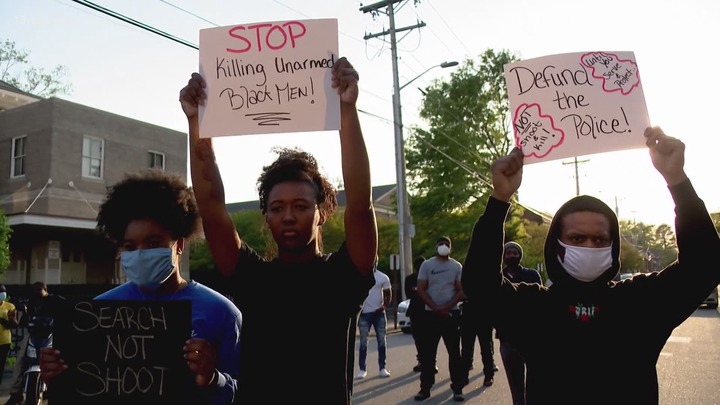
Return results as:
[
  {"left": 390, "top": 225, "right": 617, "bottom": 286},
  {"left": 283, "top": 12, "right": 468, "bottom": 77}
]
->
[
  {"left": 503, "top": 241, "right": 523, "bottom": 261},
  {"left": 544, "top": 195, "right": 621, "bottom": 288}
]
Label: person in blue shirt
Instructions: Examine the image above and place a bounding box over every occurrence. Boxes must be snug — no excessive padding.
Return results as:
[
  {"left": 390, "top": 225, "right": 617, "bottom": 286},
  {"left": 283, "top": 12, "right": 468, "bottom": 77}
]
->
[{"left": 39, "top": 169, "right": 243, "bottom": 405}]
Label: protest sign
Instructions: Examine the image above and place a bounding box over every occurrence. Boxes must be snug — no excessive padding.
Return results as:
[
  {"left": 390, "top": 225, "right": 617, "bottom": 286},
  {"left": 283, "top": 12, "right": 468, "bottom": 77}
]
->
[
  {"left": 504, "top": 51, "right": 650, "bottom": 164},
  {"left": 198, "top": 18, "right": 340, "bottom": 138},
  {"left": 52, "top": 300, "right": 195, "bottom": 404}
]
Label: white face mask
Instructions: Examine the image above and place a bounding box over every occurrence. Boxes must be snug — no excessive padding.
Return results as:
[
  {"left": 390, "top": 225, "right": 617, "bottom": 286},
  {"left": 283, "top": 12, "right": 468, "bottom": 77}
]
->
[
  {"left": 436, "top": 245, "right": 451, "bottom": 257},
  {"left": 557, "top": 240, "right": 613, "bottom": 282}
]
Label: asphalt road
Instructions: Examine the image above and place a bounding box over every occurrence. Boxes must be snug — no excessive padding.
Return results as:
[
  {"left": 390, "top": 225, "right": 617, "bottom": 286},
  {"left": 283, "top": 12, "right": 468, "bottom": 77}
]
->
[
  {"left": 3, "top": 307, "right": 719, "bottom": 404},
  {"left": 354, "top": 307, "right": 720, "bottom": 404}
]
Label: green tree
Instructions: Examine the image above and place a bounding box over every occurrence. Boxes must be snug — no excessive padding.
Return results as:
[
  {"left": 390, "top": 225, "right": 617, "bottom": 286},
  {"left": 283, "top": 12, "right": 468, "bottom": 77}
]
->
[
  {"left": 405, "top": 49, "right": 521, "bottom": 255},
  {"left": 377, "top": 216, "right": 400, "bottom": 270},
  {"left": 189, "top": 209, "right": 269, "bottom": 277},
  {"left": 516, "top": 220, "right": 549, "bottom": 281},
  {"left": 320, "top": 210, "right": 345, "bottom": 254},
  {"left": 619, "top": 219, "right": 677, "bottom": 272},
  {"left": 0, "top": 39, "right": 72, "bottom": 97},
  {"left": 619, "top": 238, "right": 644, "bottom": 273},
  {"left": 0, "top": 208, "right": 11, "bottom": 273},
  {"left": 711, "top": 213, "right": 720, "bottom": 234}
]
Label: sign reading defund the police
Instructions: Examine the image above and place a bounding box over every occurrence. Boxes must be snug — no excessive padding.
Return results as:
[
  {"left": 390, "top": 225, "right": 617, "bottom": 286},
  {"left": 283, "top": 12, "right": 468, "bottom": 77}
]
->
[
  {"left": 504, "top": 51, "right": 650, "bottom": 164},
  {"left": 198, "top": 18, "right": 340, "bottom": 138},
  {"left": 52, "top": 300, "right": 195, "bottom": 405}
]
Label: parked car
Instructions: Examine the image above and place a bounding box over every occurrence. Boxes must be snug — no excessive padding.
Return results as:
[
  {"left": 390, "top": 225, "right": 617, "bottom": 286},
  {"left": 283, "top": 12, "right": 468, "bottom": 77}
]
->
[
  {"left": 703, "top": 286, "right": 718, "bottom": 309},
  {"left": 397, "top": 299, "right": 412, "bottom": 334},
  {"left": 618, "top": 272, "right": 643, "bottom": 281}
]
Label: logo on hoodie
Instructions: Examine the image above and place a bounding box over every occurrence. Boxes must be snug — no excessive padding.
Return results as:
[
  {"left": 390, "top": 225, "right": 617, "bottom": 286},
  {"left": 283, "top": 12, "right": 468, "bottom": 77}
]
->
[{"left": 569, "top": 303, "right": 599, "bottom": 322}]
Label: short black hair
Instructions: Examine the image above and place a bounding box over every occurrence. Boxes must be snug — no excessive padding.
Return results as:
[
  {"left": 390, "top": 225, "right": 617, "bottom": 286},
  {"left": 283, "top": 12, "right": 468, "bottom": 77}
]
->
[
  {"left": 32, "top": 281, "right": 47, "bottom": 292},
  {"left": 413, "top": 256, "right": 426, "bottom": 272},
  {"left": 96, "top": 169, "right": 201, "bottom": 243},
  {"left": 436, "top": 236, "right": 452, "bottom": 246}
]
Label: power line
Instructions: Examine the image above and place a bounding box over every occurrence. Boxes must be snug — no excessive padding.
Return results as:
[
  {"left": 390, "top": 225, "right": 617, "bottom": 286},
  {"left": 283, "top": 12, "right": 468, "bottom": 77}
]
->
[
  {"left": 413, "top": 136, "right": 552, "bottom": 222},
  {"left": 358, "top": 108, "right": 393, "bottom": 124},
  {"left": 158, "top": 0, "right": 219, "bottom": 26},
  {"left": 425, "top": 0, "right": 472, "bottom": 58},
  {"left": 70, "top": 0, "right": 198, "bottom": 49},
  {"left": 69, "top": 0, "right": 396, "bottom": 108}
]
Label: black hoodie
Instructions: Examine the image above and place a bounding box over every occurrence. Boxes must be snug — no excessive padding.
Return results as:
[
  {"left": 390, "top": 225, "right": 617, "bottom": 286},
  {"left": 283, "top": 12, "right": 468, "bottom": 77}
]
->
[{"left": 462, "top": 180, "right": 720, "bottom": 404}]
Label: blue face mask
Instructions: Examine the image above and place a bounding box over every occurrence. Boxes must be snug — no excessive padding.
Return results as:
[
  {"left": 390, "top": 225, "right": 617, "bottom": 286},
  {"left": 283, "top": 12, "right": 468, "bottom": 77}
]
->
[
  {"left": 0, "top": 293, "right": 6, "bottom": 302},
  {"left": 120, "top": 247, "right": 176, "bottom": 291}
]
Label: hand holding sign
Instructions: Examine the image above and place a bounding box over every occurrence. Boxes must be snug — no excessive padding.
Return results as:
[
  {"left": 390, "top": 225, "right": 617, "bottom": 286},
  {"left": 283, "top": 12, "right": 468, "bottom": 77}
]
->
[
  {"left": 331, "top": 57, "right": 359, "bottom": 105},
  {"left": 183, "top": 337, "right": 218, "bottom": 388},
  {"left": 179, "top": 73, "right": 207, "bottom": 121},
  {"left": 644, "top": 126, "right": 688, "bottom": 187},
  {"left": 40, "top": 347, "right": 67, "bottom": 384}
]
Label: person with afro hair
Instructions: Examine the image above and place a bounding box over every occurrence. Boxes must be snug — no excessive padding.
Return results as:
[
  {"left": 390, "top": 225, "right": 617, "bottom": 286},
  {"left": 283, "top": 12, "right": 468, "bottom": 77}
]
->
[
  {"left": 39, "top": 169, "right": 243, "bottom": 405},
  {"left": 180, "top": 57, "right": 378, "bottom": 404}
]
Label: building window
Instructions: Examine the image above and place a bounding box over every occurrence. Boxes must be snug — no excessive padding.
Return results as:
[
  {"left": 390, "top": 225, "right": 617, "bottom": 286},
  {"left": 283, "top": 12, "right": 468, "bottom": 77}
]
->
[
  {"left": 11, "top": 136, "right": 26, "bottom": 178},
  {"left": 82, "top": 136, "right": 104, "bottom": 179},
  {"left": 148, "top": 151, "right": 165, "bottom": 170}
]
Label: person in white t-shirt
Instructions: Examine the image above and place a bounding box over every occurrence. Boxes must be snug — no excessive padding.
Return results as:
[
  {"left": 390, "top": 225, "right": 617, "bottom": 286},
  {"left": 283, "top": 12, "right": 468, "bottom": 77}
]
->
[{"left": 355, "top": 268, "right": 392, "bottom": 379}]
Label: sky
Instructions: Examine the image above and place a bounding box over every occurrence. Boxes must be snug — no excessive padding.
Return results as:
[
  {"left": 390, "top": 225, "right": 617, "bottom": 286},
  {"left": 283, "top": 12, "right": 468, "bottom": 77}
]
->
[{"left": 2, "top": 0, "right": 719, "bottom": 227}]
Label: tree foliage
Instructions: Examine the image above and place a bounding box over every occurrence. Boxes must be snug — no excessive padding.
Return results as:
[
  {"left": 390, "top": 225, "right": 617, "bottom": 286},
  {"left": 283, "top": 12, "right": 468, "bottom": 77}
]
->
[
  {"left": 618, "top": 219, "right": 677, "bottom": 272},
  {"left": 0, "top": 39, "right": 72, "bottom": 97},
  {"left": 711, "top": 212, "right": 720, "bottom": 234},
  {"left": 404, "top": 49, "right": 521, "bottom": 257},
  {"left": 517, "top": 220, "right": 549, "bottom": 281},
  {"left": 376, "top": 216, "right": 400, "bottom": 269},
  {"left": 0, "top": 208, "right": 11, "bottom": 272},
  {"left": 189, "top": 209, "right": 270, "bottom": 278},
  {"left": 189, "top": 207, "right": 401, "bottom": 274}
]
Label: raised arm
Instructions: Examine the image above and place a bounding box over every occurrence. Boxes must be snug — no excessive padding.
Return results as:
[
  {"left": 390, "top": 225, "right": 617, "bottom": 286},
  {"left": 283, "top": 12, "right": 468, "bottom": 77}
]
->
[
  {"left": 644, "top": 126, "right": 688, "bottom": 187},
  {"left": 180, "top": 74, "right": 241, "bottom": 276},
  {"left": 332, "top": 57, "right": 378, "bottom": 275},
  {"left": 644, "top": 127, "right": 720, "bottom": 320},
  {"left": 462, "top": 148, "right": 524, "bottom": 300}
]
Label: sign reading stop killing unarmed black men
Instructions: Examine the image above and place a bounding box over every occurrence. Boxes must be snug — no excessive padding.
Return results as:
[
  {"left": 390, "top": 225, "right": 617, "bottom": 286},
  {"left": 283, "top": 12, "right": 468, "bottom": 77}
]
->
[
  {"left": 198, "top": 18, "right": 340, "bottom": 138},
  {"left": 52, "top": 300, "right": 194, "bottom": 405}
]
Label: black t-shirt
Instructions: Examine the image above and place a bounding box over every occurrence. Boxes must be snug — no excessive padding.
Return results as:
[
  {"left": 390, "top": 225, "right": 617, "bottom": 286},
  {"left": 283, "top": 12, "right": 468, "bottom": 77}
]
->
[
  {"left": 224, "top": 242, "right": 374, "bottom": 404},
  {"left": 404, "top": 272, "right": 424, "bottom": 318}
]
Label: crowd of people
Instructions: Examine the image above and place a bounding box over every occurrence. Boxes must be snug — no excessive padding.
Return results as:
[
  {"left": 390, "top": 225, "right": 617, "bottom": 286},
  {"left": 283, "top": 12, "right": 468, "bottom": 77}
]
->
[{"left": 0, "top": 55, "right": 712, "bottom": 405}]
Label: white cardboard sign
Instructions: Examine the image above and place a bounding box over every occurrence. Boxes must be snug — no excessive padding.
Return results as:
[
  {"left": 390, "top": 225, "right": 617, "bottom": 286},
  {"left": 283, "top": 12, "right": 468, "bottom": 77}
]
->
[
  {"left": 198, "top": 18, "right": 340, "bottom": 138},
  {"left": 504, "top": 51, "right": 650, "bottom": 164}
]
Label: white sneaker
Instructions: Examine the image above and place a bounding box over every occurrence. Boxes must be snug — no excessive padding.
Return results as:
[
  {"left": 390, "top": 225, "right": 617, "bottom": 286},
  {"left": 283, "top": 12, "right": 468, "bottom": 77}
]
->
[
  {"left": 355, "top": 369, "right": 367, "bottom": 379},
  {"left": 379, "top": 368, "right": 391, "bottom": 378}
]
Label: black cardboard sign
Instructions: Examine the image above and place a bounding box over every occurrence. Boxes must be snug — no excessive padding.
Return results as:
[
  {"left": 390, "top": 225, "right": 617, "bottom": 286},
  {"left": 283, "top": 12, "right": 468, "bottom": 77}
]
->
[{"left": 52, "top": 300, "right": 197, "bottom": 404}]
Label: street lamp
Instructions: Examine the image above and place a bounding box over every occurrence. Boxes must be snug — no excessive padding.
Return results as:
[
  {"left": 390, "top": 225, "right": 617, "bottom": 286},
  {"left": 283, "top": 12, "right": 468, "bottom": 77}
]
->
[
  {"left": 399, "top": 61, "right": 459, "bottom": 92},
  {"left": 392, "top": 60, "right": 458, "bottom": 298}
]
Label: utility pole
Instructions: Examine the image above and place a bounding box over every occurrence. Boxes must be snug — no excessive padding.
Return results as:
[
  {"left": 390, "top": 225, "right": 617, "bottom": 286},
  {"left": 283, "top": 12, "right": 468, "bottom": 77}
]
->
[
  {"left": 360, "top": 0, "right": 425, "bottom": 300},
  {"left": 562, "top": 157, "right": 589, "bottom": 196}
]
